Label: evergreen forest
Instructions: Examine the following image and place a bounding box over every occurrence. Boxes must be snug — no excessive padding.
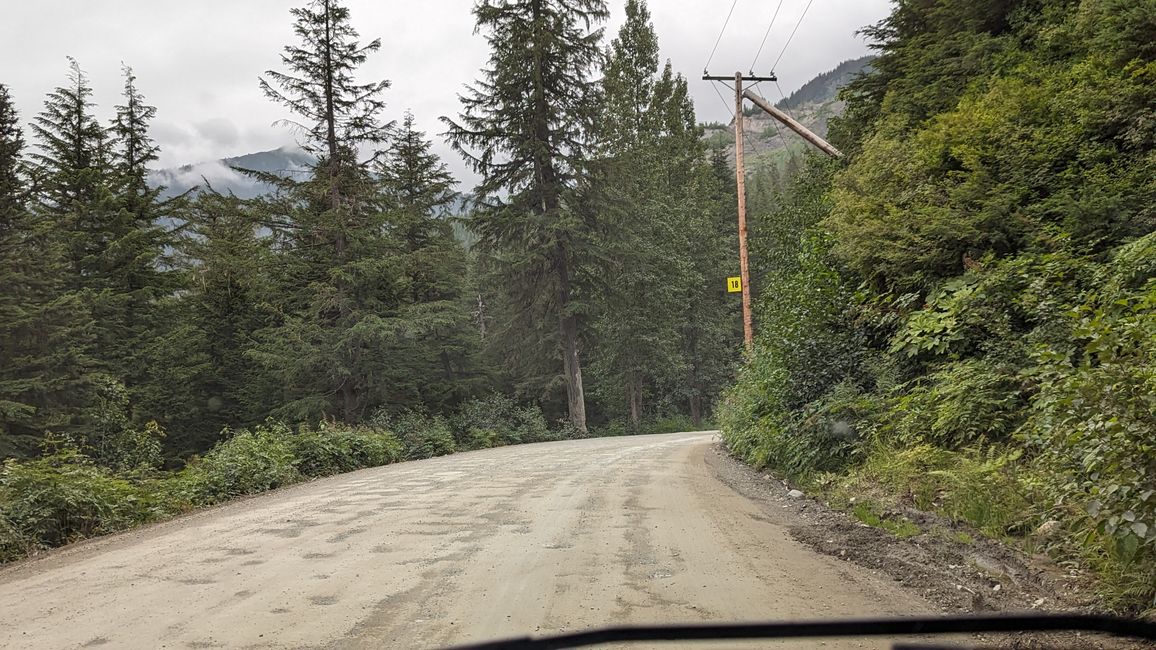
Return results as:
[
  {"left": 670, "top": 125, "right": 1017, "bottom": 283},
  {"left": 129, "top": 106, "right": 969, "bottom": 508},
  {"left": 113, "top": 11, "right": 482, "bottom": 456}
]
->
[
  {"left": 0, "top": 0, "right": 1152, "bottom": 614},
  {"left": 0, "top": 0, "right": 738, "bottom": 563}
]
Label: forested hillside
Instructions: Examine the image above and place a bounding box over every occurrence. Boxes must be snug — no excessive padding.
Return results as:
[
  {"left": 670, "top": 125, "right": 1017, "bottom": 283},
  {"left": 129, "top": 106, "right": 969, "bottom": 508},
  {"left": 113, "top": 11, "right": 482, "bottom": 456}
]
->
[
  {"left": 0, "top": 0, "right": 738, "bottom": 561},
  {"left": 721, "top": 0, "right": 1155, "bottom": 612}
]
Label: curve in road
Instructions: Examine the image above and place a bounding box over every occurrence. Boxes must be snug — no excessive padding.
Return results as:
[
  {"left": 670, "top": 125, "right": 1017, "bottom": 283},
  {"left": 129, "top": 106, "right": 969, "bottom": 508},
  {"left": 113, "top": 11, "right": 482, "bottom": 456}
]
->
[{"left": 0, "top": 432, "right": 931, "bottom": 649}]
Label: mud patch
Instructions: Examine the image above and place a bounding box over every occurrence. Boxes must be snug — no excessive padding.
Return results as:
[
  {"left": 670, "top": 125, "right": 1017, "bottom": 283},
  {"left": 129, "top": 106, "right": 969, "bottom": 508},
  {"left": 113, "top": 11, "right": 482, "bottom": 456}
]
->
[
  {"left": 309, "top": 594, "right": 338, "bottom": 606},
  {"left": 326, "top": 526, "right": 368, "bottom": 543},
  {"left": 177, "top": 577, "right": 217, "bottom": 585},
  {"left": 260, "top": 527, "right": 303, "bottom": 539}
]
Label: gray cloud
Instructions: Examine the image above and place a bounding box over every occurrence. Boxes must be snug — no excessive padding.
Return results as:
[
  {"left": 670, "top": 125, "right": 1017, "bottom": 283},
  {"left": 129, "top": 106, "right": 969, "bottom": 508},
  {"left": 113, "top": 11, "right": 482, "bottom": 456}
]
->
[
  {"left": 194, "top": 117, "right": 240, "bottom": 148},
  {"left": 2, "top": 0, "right": 889, "bottom": 182}
]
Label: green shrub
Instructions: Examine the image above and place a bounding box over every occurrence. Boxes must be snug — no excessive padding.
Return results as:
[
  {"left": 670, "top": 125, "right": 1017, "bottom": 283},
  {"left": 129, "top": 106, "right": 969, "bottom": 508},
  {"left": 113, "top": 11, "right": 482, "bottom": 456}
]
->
[
  {"left": 286, "top": 424, "right": 404, "bottom": 477},
  {"left": 855, "top": 444, "right": 1035, "bottom": 538},
  {"left": 341, "top": 426, "right": 404, "bottom": 468},
  {"left": 590, "top": 420, "right": 628, "bottom": 437},
  {"left": 286, "top": 424, "right": 357, "bottom": 477},
  {"left": 385, "top": 411, "right": 457, "bottom": 460},
  {"left": 723, "top": 382, "right": 871, "bottom": 482},
  {"left": 0, "top": 514, "right": 29, "bottom": 563},
  {"left": 1020, "top": 250, "right": 1156, "bottom": 604},
  {"left": 881, "top": 358, "right": 1024, "bottom": 448},
  {"left": 0, "top": 449, "right": 158, "bottom": 552},
  {"left": 168, "top": 424, "right": 299, "bottom": 505},
  {"left": 642, "top": 414, "right": 699, "bottom": 434},
  {"left": 720, "top": 235, "right": 870, "bottom": 479},
  {"left": 454, "top": 395, "right": 553, "bottom": 449}
]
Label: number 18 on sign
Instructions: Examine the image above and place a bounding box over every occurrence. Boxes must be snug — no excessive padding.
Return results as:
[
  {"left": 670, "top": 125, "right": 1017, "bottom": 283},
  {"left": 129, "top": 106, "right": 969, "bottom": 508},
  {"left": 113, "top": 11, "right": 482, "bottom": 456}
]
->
[{"left": 727, "top": 276, "right": 742, "bottom": 293}]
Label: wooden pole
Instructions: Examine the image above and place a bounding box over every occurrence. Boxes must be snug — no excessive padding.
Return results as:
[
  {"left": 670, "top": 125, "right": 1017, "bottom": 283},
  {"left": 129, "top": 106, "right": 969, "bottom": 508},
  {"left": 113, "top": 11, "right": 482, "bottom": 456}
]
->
[
  {"left": 742, "top": 89, "right": 843, "bottom": 159},
  {"left": 734, "top": 72, "right": 754, "bottom": 351}
]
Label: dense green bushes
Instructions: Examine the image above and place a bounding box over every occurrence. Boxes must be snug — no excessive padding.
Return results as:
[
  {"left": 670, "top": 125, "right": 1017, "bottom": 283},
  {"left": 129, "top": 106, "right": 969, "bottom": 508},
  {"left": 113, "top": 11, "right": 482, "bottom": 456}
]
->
[
  {"left": 721, "top": 0, "right": 1155, "bottom": 611},
  {"left": 0, "top": 396, "right": 573, "bottom": 563},
  {"left": 0, "top": 450, "right": 159, "bottom": 554},
  {"left": 453, "top": 394, "right": 554, "bottom": 448},
  {"left": 722, "top": 232, "right": 1155, "bottom": 610}
]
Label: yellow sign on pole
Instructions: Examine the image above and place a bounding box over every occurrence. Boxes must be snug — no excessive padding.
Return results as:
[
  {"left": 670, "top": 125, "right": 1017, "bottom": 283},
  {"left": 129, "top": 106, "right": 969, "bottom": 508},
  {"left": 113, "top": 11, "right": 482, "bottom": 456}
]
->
[{"left": 727, "top": 276, "right": 742, "bottom": 293}]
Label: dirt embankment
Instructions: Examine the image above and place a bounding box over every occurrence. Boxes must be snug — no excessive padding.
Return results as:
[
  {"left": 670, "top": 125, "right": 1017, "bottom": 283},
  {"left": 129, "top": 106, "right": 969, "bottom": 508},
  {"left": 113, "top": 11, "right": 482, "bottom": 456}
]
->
[{"left": 705, "top": 443, "right": 1145, "bottom": 648}]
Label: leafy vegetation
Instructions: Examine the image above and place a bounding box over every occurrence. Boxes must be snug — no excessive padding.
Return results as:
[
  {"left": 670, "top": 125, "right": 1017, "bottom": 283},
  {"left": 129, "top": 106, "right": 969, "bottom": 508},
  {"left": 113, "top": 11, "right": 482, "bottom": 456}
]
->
[
  {"left": 0, "top": 0, "right": 741, "bottom": 562},
  {"left": 0, "top": 398, "right": 579, "bottom": 563},
  {"left": 722, "top": 0, "right": 1156, "bottom": 612}
]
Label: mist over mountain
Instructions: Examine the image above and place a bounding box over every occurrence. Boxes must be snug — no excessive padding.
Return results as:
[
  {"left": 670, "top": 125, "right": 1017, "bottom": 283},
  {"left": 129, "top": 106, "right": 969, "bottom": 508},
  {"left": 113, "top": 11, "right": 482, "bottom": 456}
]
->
[
  {"left": 148, "top": 146, "right": 314, "bottom": 198},
  {"left": 150, "top": 59, "right": 876, "bottom": 202}
]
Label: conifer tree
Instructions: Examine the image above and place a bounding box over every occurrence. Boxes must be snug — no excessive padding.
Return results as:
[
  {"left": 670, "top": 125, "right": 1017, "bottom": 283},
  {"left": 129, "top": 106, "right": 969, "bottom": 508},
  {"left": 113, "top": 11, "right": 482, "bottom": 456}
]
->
[
  {"left": 375, "top": 113, "right": 479, "bottom": 409},
  {"left": 443, "top": 0, "right": 608, "bottom": 431},
  {"left": 110, "top": 65, "right": 162, "bottom": 213},
  {"left": 31, "top": 58, "right": 109, "bottom": 218},
  {"left": 589, "top": 0, "right": 684, "bottom": 429},
  {"left": 105, "top": 65, "right": 173, "bottom": 393},
  {"left": 27, "top": 60, "right": 120, "bottom": 432},
  {"left": 141, "top": 190, "right": 272, "bottom": 455},
  {"left": 254, "top": 0, "right": 397, "bottom": 422},
  {"left": 0, "top": 83, "right": 94, "bottom": 453}
]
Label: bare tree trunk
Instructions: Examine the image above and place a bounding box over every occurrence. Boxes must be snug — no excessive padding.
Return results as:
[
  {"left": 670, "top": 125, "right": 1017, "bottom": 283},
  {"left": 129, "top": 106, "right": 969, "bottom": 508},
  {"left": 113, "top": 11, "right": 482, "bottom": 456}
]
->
[
  {"left": 628, "top": 377, "right": 642, "bottom": 431},
  {"left": 689, "top": 392, "right": 702, "bottom": 428},
  {"left": 341, "top": 382, "right": 356, "bottom": 423},
  {"left": 556, "top": 251, "right": 587, "bottom": 433}
]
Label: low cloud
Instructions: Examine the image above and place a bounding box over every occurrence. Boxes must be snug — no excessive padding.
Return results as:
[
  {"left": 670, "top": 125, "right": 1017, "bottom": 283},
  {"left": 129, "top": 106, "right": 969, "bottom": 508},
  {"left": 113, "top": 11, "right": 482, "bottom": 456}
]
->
[{"left": 194, "top": 117, "right": 240, "bottom": 148}]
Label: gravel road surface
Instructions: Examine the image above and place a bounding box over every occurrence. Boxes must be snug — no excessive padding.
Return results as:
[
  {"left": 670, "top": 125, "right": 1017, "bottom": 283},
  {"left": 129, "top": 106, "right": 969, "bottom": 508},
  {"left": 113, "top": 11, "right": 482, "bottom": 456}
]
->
[{"left": 0, "top": 432, "right": 933, "bottom": 649}]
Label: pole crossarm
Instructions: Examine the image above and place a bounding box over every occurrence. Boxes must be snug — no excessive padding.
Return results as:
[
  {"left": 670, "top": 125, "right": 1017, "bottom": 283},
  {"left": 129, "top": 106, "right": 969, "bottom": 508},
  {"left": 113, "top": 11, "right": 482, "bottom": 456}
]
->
[
  {"left": 741, "top": 89, "right": 843, "bottom": 159},
  {"left": 703, "top": 74, "right": 778, "bottom": 82}
]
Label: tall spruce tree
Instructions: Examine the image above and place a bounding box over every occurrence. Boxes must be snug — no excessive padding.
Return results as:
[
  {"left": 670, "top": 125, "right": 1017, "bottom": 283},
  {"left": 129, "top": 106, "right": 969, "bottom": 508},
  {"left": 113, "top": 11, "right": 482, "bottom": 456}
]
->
[
  {"left": 0, "top": 85, "right": 22, "bottom": 218},
  {"left": 376, "top": 113, "right": 480, "bottom": 408},
  {"left": 141, "top": 190, "right": 272, "bottom": 455},
  {"left": 589, "top": 0, "right": 684, "bottom": 429},
  {"left": 105, "top": 65, "right": 173, "bottom": 397},
  {"left": 0, "top": 83, "right": 94, "bottom": 453},
  {"left": 443, "top": 0, "right": 608, "bottom": 431},
  {"left": 678, "top": 148, "right": 740, "bottom": 426},
  {"left": 28, "top": 59, "right": 127, "bottom": 438},
  {"left": 585, "top": 1, "right": 738, "bottom": 428},
  {"left": 254, "top": 0, "right": 397, "bottom": 422},
  {"left": 31, "top": 58, "right": 109, "bottom": 220},
  {"left": 0, "top": 84, "right": 42, "bottom": 450}
]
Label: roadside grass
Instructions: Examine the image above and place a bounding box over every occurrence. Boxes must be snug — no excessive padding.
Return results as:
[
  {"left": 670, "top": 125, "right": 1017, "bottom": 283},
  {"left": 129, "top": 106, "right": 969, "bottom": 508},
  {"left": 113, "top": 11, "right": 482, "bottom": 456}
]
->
[
  {"left": 0, "top": 399, "right": 721, "bottom": 566},
  {"left": 0, "top": 394, "right": 590, "bottom": 565},
  {"left": 765, "top": 440, "right": 1156, "bottom": 614},
  {"left": 849, "top": 501, "right": 921, "bottom": 538}
]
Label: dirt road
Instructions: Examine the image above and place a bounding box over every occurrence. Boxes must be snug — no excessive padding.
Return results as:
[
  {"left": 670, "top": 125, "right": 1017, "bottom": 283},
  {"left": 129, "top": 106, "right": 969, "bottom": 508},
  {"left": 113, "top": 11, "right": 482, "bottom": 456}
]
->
[{"left": 0, "top": 432, "right": 934, "bottom": 649}]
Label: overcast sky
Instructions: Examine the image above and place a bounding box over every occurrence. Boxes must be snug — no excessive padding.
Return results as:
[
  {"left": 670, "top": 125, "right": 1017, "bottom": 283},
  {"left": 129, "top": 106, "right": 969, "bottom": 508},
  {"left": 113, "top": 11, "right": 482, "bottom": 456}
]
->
[{"left": 1, "top": 0, "right": 889, "bottom": 183}]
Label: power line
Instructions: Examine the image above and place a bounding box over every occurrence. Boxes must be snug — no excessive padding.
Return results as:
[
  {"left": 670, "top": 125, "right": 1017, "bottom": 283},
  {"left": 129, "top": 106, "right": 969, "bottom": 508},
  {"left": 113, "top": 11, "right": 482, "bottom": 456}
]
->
[
  {"left": 715, "top": 82, "right": 762, "bottom": 156},
  {"left": 771, "top": 0, "right": 816, "bottom": 74},
  {"left": 710, "top": 81, "right": 735, "bottom": 120},
  {"left": 774, "top": 79, "right": 795, "bottom": 119},
  {"left": 704, "top": 0, "right": 740, "bottom": 74},
  {"left": 749, "top": 0, "right": 786, "bottom": 73}
]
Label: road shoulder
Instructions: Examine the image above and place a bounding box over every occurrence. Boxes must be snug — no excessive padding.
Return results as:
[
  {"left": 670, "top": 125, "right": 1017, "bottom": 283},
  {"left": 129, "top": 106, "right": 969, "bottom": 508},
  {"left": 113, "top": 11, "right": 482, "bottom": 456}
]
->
[{"left": 702, "top": 442, "right": 1141, "bottom": 648}]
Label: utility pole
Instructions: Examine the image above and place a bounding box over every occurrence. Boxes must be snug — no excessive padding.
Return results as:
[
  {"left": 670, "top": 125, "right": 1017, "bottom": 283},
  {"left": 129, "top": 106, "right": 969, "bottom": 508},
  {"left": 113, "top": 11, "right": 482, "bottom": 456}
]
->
[
  {"left": 702, "top": 71, "right": 844, "bottom": 352},
  {"left": 703, "top": 71, "right": 777, "bottom": 351}
]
